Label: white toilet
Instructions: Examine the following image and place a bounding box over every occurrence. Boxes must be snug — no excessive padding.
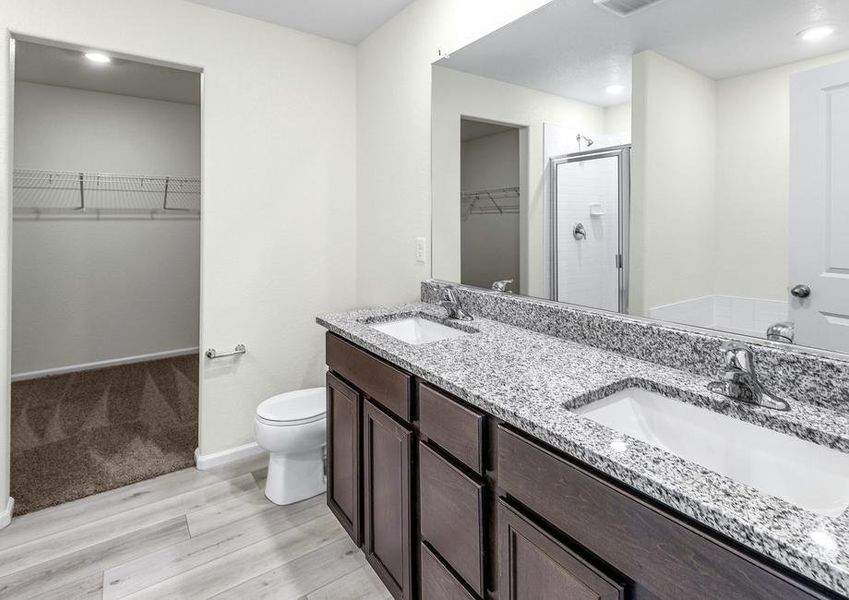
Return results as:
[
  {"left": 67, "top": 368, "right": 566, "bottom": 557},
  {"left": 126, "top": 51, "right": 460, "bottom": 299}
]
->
[{"left": 254, "top": 387, "right": 327, "bottom": 505}]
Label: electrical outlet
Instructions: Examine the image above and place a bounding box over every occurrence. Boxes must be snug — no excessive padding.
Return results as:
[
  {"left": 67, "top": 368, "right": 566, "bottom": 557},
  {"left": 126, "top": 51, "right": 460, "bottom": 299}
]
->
[{"left": 415, "top": 237, "right": 427, "bottom": 264}]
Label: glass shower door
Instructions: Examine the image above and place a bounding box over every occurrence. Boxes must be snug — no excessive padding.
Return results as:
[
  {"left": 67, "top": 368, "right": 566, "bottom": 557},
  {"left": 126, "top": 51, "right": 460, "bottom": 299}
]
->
[{"left": 550, "top": 146, "right": 630, "bottom": 313}]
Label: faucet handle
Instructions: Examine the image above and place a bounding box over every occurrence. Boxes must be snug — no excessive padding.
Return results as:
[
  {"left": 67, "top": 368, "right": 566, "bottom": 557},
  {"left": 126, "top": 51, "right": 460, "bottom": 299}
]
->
[
  {"left": 491, "top": 279, "right": 514, "bottom": 292},
  {"left": 441, "top": 286, "right": 458, "bottom": 303},
  {"left": 720, "top": 342, "right": 755, "bottom": 373}
]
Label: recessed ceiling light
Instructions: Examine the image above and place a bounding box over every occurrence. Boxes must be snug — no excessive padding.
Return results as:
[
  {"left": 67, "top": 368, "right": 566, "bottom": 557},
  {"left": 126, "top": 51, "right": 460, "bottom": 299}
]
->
[
  {"left": 797, "top": 25, "right": 835, "bottom": 42},
  {"left": 606, "top": 84, "right": 625, "bottom": 94},
  {"left": 84, "top": 52, "right": 111, "bottom": 64}
]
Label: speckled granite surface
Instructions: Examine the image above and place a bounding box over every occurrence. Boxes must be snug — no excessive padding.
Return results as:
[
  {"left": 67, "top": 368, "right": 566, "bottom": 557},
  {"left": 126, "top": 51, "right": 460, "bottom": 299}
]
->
[
  {"left": 422, "top": 281, "right": 849, "bottom": 413},
  {"left": 317, "top": 302, "right": 849, "bottom": 596}
]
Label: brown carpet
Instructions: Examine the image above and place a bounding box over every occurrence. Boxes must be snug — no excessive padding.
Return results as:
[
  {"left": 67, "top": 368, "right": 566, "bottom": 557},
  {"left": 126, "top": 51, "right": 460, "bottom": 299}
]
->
[{"left": 10, "top": 354, "right": 198, "bottom": 515}]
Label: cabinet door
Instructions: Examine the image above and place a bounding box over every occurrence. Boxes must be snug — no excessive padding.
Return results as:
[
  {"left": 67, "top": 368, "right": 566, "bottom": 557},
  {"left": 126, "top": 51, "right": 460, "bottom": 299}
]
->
[
  {"left": 419, "top": 442, "right": 485, "bottom": 595},
  {"left": 498, "top": 500, "right": 625, "bottom": 600},
  {"left": 363, "top": 399, "right": 413, "bottom": 600},
  {"left": 326, "top": 372, "right": 362, "bottom": 545},
  {"left": 421, "top": 542, "right": 477, "bottom": 600}
]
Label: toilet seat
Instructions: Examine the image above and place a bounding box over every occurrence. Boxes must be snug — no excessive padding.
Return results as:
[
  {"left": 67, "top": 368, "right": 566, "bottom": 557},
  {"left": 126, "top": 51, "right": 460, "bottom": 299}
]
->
[{"left": 256, "top": 387, "right": 325, "bottom": 427}]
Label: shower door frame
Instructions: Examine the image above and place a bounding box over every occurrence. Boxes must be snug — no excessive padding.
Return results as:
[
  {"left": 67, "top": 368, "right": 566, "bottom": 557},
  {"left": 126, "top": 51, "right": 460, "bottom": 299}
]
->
[{"left": 549, "top": 145, "right": 631, "bottom": 314}]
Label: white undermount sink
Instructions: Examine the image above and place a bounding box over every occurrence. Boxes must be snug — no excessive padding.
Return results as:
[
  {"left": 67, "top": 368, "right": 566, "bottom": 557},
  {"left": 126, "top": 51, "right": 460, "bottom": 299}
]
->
[
  {"left": 369, "top": 316, "right": 469, "bottom": 345},
  {"left": 575, "top": 387, "right": 849, "bottom": 517}
]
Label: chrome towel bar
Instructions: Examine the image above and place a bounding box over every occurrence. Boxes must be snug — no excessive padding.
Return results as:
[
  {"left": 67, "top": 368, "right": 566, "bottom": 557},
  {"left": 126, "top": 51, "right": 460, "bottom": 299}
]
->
[{"left": 205, "top": 344, "right": 246, "bottom": 359}]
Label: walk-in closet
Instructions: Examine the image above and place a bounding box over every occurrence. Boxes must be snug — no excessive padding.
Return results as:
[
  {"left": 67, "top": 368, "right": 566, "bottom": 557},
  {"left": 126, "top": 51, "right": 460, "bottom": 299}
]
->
[{"left": 10, "top": 40, "right": 201, "bottom": 514}]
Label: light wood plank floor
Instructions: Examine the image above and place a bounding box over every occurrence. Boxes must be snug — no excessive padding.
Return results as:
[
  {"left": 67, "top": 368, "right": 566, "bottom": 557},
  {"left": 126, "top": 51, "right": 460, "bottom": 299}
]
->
[{"left": 0, "top": 455, "right": 392, "bottom": 600}]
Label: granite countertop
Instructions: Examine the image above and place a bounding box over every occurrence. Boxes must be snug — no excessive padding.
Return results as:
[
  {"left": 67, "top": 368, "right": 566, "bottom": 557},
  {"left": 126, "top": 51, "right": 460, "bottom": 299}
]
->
[{"left": 317, "top": 302, "right": 849, "bottom": 596}]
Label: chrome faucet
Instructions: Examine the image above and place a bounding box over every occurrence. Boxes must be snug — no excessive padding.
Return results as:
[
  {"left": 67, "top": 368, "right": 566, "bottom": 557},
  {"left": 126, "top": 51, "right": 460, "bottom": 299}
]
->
[
  {"left": 707, "top": 343, "right": 790, "bottom": 411},
  {"left": 439, "top": 286, "right": 474, "bottom": 321},
  {"left": 491, "top": 279, "right": 514, "bottom": 292},
  {"left": 766, "top": 321, "right": 794, "bottom": 344}
]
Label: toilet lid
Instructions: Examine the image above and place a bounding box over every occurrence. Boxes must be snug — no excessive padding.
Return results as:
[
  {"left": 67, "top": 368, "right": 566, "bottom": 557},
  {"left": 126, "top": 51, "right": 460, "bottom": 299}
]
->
[{"left": 257, "top": 387, "right": 326, "bottom": 425}]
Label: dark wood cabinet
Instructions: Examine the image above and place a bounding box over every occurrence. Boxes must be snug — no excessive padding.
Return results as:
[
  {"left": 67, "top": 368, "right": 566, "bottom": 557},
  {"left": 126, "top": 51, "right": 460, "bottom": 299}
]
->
[
  {"left": 421, "top": 542, "right": 477, "bottom": 600},
  {"left": 326, "top": 332, "right": 412, "bottom": 422},
  {"left": 497, "top": 499, "right": 626, "bottom": 600},
  {"left": 324, "top": 334, "right": 839, "bottom": 600},
  {"left": 418, "top": 383, "right": 484, "bottom": 475},
  {"left": 363, "top": 398, "right": 414, "bottom": 600},
  {"left": 497, "top": 425, "right": 834, "bottom": 600},
  {"left": 419, "top": 442, "right": 485, "bottom": 596},
  {"left": 325, "top": 372, "right": 362, "bottom": 545}
]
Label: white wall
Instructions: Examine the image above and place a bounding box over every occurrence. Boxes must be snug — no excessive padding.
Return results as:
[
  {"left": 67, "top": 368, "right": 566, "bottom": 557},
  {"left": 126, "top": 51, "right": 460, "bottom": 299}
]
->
[
  {"left": 460, "top": 129, "right": 520, "bottom": 289},
  {"left": 356, "top": 0, "right": 553, "bottom": 305},
  {"left": 604, "top": 102, "right": 631, "bottom": 135},
  {"left": 12, "top": 83, "right": 200, "bottom": 375},
  {"left": 632, "top": 49, "right": 849, "bottom": 327},
  {"left": 715, "top": 50, "right": 849, "bottom": 302},
  {"left": 13, "top": 218, "right": 200, "bottom": 375},
  {"left": 0, "top": 0, "right": 357, "bottom": 512},
  {"left": 14, "top": 82, "right": 200, "bottom": 174},
  {"left": 630, "top": 50, "right": 716, "bottom": 316},
  {"left": 431, "top": 65, "right": 604, "bottom": 297}
]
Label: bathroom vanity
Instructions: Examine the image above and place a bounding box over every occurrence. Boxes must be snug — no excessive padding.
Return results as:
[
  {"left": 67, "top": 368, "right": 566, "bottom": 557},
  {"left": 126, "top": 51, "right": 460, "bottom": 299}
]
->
[{"left": 318, "top": 289, "right": 849, "bottom": 600}]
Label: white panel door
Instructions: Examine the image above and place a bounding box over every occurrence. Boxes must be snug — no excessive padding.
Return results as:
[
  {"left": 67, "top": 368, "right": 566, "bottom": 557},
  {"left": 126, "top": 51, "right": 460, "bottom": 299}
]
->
[{"left": 789, "top": 60, "right": 849, "bottom": 352}]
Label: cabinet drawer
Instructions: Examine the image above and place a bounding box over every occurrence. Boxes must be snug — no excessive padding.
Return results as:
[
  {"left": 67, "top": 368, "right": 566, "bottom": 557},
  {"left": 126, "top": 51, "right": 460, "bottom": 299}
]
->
[
  {"left": 419, "top": 442, "right": 485, "bottom": 596},
  {"left": 326, "top": 332, "right": 412, "bottom": 422},
  {"left": 418, "top": 383, "right": 484, "bottom": 475},
  {"left": 421, "top": 543, "right": 477, "bottom": 600},
  {"left": 498, "top": 499, "right": 625, "bottom": 600},
  {"left": 497, "top": 425, "right": 829, "bottom": 600}
]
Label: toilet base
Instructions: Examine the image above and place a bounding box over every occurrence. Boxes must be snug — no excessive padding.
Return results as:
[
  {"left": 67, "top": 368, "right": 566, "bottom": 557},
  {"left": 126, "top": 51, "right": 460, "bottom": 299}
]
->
[{"left": 264, "top": 447, "right": 326, "bottom": 506}]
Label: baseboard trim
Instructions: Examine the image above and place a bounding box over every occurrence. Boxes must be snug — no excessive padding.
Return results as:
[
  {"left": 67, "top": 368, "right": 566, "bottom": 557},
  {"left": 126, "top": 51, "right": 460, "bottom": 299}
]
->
[
  {"left": 0, "top": 498, "right": 15, "bottom": 529},
  {"left": 11, "top": 347, "right": 199, "bottom": 382},
  {"left": 195, "top": 442, "right": 266, "bottom": 471}
]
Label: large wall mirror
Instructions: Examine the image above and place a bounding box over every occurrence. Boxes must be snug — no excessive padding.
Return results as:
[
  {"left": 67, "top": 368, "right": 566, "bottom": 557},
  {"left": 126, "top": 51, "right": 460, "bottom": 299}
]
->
[{"left": 431, "top": 0, "right": 849, "bottom": 355}]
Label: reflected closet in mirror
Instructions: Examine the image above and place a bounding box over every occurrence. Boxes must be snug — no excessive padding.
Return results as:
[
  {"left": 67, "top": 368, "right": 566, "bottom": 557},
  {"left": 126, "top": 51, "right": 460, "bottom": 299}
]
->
[{"left": 431, "top": 0, "right": 849, "bottom": 356}]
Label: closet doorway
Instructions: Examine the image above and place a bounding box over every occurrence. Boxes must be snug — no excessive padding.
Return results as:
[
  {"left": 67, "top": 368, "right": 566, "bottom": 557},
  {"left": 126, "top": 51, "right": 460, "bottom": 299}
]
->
[
  {"left": 460, "top": 118, "right": 521, "bottom": 292},
  {"left": 10, "top": 39, "right": 201, "bottom": 515}
]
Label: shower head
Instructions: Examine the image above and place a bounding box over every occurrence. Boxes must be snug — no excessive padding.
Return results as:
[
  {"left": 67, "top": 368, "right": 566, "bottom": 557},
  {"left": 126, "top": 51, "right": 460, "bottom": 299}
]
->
[{"left": 576, "top": 134, "right": 595, "bottom": 148}]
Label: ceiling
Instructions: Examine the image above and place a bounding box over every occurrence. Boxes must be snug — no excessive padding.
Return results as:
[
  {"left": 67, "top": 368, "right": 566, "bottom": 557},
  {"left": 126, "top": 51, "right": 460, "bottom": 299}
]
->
[
  {"left": 461, "top": 119, "right": 517, "bottom": 142},
  {"left": 439, "top": 0, "right": 849, "bottom": 107},
  {"left": 185, "top": 0, "right": 415, "bottom": 44},
  {"left": 15, "top": 41, "right": 200, "bottom": 105}
]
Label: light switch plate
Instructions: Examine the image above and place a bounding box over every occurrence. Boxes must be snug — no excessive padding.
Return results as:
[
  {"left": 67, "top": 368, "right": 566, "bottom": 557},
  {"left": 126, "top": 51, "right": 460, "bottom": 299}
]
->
[{"left": 415, "top": 237, "right": 426, "bottom": 264}]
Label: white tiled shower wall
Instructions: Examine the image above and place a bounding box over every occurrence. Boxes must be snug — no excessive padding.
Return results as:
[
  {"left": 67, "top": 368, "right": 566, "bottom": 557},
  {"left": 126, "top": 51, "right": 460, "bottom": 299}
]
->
[
  {"left": 649, "top": 295, "right": 789, "bottom": 339},
  {"left": 555, "top": 156, "right": 620, "bottom": 312}
]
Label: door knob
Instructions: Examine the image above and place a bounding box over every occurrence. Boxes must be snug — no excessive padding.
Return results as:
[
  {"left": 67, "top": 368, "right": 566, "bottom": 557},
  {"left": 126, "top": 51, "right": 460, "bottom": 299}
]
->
[{"left": 790, "top": 284, "right": 811, "bottom": 298}]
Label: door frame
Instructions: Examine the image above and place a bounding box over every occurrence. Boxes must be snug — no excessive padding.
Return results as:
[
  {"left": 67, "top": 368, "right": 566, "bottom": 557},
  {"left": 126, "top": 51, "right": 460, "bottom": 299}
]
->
[
  {"left": 3, "top": 32, "right": 205, "bottom": 521},
  {"left": 549, "top": 144, "right": 631, "bottom": 314}
]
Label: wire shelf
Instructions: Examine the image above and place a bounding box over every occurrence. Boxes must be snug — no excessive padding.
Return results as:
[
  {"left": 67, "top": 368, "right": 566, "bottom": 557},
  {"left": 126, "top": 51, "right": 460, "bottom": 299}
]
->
[
  {"left": 461, "top": 186, "right": 520, "bottom": 217},
  {"left": 13, "top": 169, "right": 201, "bottom": 214}
]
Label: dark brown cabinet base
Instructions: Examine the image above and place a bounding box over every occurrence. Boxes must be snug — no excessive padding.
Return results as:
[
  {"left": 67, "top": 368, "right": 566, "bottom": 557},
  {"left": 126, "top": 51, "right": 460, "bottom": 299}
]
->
[
  {"left": 324, "top": 332, "right": 840, "bottom": 600},
  {"left": 419, "top": 442, "right": 485, "bottom": 596},
  {"left": 498, "top": 499, "right": 626, "bottom": 600},
  {"left": 325, "top": 372, "right": 362, "bottom": 545},
  {"left": 362, "top": 399, "right": 413, "bottom": 600},
  {"left": 420, "top": 543, "right": 477, "bottom": 600}
]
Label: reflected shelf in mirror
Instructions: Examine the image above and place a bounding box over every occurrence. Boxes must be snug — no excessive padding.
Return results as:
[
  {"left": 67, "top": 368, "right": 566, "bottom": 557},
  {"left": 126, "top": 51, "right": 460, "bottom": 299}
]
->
[{"left": 429, "top": 0, "right": 849, "bottom": 357}]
